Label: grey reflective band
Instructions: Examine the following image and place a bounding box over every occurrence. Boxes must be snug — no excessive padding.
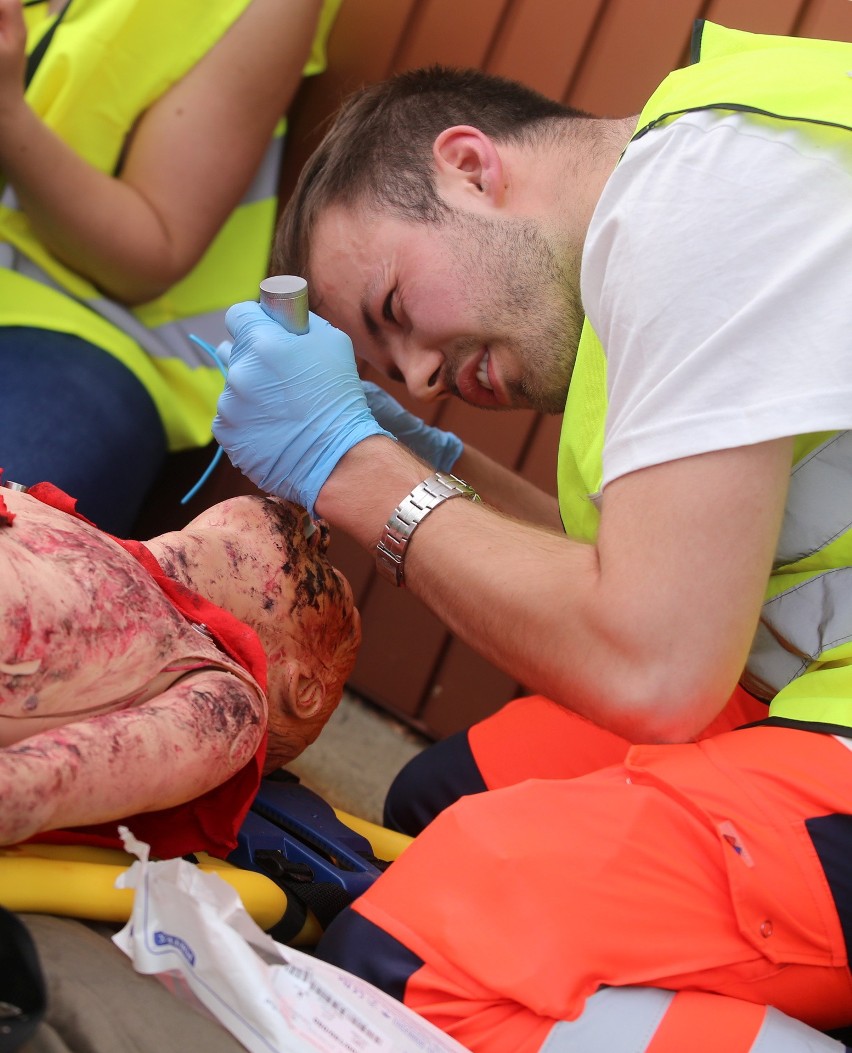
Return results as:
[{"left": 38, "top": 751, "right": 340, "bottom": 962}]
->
[
  {"left": 538, "top": 987, "right": 674, "bottom": 1053},
  {"left": 751, "top": 1007, "right": 848, "bottom": 1052},
  {"left": 538, "top": 991, "right": 845, "bottom": 1053},
  {"left": 741, "top": 430, "right": 852, "bottom": 697},
  {"left": 3, "top": 247, "right": 224, "bottom": 368},
  {"left": 376, "top": 471, "right": 480, "bottom": 588},
  {"left": 776, "top": 431, "right": 852, "bottom": 566},
  {"left": 240, "top": 136, "right": 282, "bottom": 205},
  {"left": 745, "top": 566, "right": 852, "bottom": 697}
]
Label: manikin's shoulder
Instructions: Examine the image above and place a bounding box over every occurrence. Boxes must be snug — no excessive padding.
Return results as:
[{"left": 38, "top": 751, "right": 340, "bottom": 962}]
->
[{"left": 149, "top": 495, "right": 334, "bottom": 614}]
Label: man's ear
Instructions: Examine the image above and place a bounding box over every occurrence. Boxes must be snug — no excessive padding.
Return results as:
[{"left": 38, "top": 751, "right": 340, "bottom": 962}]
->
[{"left": 433, "top": 125, "right": 506, "bottom": 210}]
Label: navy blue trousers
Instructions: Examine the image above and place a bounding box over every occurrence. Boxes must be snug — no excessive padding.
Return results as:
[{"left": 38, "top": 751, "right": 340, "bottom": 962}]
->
[{"left": 0, "top": 327, "right": 167, "bottom": 536}]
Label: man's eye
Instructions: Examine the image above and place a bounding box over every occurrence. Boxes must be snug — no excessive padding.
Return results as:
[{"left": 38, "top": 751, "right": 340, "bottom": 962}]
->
[{"left": 382, "top": 290, "right": 397, "bottom": 325}]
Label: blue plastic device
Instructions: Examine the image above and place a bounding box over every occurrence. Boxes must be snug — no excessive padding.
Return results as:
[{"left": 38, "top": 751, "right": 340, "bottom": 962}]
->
[{"left": 228, "top": 776, "right": 384, "bottom": 905}]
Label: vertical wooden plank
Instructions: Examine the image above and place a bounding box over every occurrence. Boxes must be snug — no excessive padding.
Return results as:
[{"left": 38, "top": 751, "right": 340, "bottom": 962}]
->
[
  {"left": 486, "top": 0, "right": 607, "bottom": 100},
  {"left": 419, "top": 640, "right": 522, "bottom": 738},
  {"left": 346, "top": 581, "right": 450, "bottom": 721},
  {"left": 278, "top": 0, "right": 418, "bottom": 206},
  {"left": 795, "top": 0, "right": 852, "bottom": 40},
  {"left": 392, "top": 0, "right": 509, "bottom": 71},
  {"left": 516, "top": 413, "right": 561, "bottom": 496},
  {"left": 319, "top": 0, "right": 418, "bottom": 83},
  {"left": 566, "top": 0, "right": 704, "bottom": 115},
  {"left": 700, "top": 0, "right": 805, "bottom": 35},
  {"left": 326, "top": 529, "right": 376, "bottom": 610}
]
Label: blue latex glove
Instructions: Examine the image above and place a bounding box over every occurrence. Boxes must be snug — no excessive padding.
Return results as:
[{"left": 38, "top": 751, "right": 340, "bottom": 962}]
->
[
  {"left": 213, "top": 303, "right": 393, "bottom": 517},
  {"left": 362, "top": 381, "right": 464, "bottom": 474},
  {"left": 212, "top": 339, "right": 234, "bottom": 367}
]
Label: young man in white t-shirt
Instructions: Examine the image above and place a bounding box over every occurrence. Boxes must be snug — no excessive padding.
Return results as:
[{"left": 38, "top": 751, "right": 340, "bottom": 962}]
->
[{"left": 211, "top": 28, "right": 852, "bottom": 1053}]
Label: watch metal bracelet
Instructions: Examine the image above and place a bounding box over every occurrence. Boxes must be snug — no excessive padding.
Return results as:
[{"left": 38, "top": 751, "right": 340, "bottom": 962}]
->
[{"left": 376, "top": 471, "right": 481, "bottom": 587}]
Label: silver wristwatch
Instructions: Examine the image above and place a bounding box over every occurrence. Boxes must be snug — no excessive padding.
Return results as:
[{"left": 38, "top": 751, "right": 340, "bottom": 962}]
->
[{"left": 375, "top": 471, "right": 481, "bottom": 587}]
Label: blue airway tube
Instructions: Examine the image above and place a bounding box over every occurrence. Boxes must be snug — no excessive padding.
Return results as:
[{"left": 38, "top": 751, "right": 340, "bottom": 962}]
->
[{"left": 180, "top": 334, "right": 228, "bottom": 505}]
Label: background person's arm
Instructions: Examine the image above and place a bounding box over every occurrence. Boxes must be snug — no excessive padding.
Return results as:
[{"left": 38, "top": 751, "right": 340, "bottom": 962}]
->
[{"left": 0, "top": 0, "right": 322, "bottom": 304}]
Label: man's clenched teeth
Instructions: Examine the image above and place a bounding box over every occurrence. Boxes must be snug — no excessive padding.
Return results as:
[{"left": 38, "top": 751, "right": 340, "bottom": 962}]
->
[{"left": 476, "top": 350, "right": 493, "bottom": 390}]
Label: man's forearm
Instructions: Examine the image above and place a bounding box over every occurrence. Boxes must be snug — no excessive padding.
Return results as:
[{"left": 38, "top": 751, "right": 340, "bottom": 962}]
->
[
  {"left": 315, "top": 438, "right": 636, "bottom": 734},
  {"left": 453, "top": 444, "right": 563, "bottom": 531},
  {"left": 315, "top": 436, "right": 788, "bottom": 744}
]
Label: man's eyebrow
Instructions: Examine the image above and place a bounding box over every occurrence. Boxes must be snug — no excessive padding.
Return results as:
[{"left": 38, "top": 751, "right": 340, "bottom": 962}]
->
[
  {"left": 361, "top": 297, "right": 379, "bottom": 339},
  {"left": 360, "top": 277, "right": 385, "bottom": 342}
]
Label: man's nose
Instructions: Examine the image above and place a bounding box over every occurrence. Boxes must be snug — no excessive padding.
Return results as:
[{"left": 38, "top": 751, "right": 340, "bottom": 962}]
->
[{"left": 397, "top": 345, "right": 447, "bottom": 402}]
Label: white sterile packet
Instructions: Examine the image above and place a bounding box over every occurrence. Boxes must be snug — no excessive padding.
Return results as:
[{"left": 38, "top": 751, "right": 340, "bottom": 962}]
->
[{"left": 112, "top": 828, "right": 466, "bottom": 1053}]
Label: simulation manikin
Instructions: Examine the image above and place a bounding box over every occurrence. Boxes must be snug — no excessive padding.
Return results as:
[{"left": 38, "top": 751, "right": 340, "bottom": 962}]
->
[{"left": 0, "top": 484, "right": 360, "bottom": 856}]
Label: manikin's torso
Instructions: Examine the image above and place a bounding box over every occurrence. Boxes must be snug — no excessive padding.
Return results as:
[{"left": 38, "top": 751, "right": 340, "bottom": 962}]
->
[
  {"left": 0, "top": 491, "right": 254, "bottom": 746},
  {"left": 0, "top": 488, "right": 359, "bottom": 846}
]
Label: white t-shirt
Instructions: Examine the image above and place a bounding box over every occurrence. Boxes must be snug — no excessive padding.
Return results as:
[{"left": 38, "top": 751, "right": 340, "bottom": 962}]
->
[{"left": 580, "top": 108, "right": 852, "bottom": 491}]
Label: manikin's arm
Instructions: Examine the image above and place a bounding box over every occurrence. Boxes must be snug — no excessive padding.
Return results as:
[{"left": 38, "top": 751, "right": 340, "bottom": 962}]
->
[
  {"left": 0, "top": 0, "right": 322, "bottom": 304},
  {"left": 0, "top": 668, "right": 265, "bottom": 846}
]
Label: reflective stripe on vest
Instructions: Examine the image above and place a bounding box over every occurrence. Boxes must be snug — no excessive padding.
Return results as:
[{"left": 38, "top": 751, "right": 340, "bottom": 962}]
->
[
  {"left": 539, "top": 987, "right": 674, "bottom": 1052},
  {"left": 538, "top": 987, "right": 846, "bottom": 1052},
  {"left": 752, "top": 1009, "right": 848, "bottom": 1053},
  {"left": 740, "top": 432, "right": 852, "bottom": 697},
  {"left": 745, "top": 570, "right": 852, "bottom": 699},
  {"left": 557, "top": 21, "right": 852, "bottom": 727},
  {"left": 777, "top": 432, "right": 852, "bottom": 565}
]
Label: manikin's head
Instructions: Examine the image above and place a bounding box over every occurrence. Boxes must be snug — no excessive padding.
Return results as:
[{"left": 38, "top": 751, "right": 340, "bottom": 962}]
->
[
  {"left": 274, "top": 66, "right": 598, "bottom": 415},
  {"left": 162, "top": 496, "right": 360, "bottom": 772},
  {"left": 251, "top": 504, "right": 361, "bottom": 770}
]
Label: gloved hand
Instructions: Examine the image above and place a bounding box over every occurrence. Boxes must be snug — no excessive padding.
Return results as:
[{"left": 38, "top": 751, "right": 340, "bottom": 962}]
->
[
  {"left": 213, "top": 303, "right": 393, "bottom": 517},
  {"left": 213, "top": 339, "right": 233, "bottom": 368},
  {"left": 363, "top": 381, "right": 464, "bottom": 474}
]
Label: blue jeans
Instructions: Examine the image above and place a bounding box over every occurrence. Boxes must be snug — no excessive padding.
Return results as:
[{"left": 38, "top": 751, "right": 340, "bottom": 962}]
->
[{"left": 0, "top": 327, "right": 167, "bottom": 535}]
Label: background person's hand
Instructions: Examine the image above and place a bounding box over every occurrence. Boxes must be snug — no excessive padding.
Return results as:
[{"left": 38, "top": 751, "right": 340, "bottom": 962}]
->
[
  {"left": 213, "top": 303, "right": 393, "bottom": 516},
  {"left": 362, "top": 381, "right": 463, "bottom": 473}
]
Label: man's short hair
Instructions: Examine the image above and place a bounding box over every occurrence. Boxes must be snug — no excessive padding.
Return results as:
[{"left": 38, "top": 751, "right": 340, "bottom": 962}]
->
[{"left": 273, "top": 65, "right": 590, "bottom": 281}]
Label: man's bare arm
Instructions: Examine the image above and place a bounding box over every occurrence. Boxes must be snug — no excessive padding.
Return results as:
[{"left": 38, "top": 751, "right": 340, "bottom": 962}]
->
[
  {"left": 318, "top": 434, "right": 793, "bottom": 742},
  {"left": 452, "top": 443, "right": 563, "bottom": 531}
]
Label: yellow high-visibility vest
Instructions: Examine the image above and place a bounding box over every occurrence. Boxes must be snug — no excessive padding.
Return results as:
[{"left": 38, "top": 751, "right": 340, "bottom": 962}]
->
[
  {"left": 558, "top": 20, "right": 852, "bottom": 732},
  {"left": 0, "top": 0, "right": 339, "bottom": 450}
]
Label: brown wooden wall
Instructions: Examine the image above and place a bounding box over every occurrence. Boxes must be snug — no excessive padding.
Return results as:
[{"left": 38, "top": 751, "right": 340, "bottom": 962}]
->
[{"left": 137, "top": 0, "right": 852, "bottom": 740}]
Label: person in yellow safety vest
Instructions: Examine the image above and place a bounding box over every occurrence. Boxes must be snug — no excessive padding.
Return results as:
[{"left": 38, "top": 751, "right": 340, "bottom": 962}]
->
[
  {"left": 210, "top": 17, "right": 852, "bottom": 1053},
  {"left": 0, "top": 0, "right": 339, "bottom": 534}
]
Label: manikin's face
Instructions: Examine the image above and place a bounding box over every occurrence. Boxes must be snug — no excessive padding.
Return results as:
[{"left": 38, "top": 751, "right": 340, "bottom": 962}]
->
[{"left": 310, "top": 202, "right": 583, "bottom": 415}]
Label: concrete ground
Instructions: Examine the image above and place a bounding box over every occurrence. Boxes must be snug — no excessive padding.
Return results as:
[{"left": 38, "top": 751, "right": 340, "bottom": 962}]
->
[{"left": 285, "top": 689, "right": 430, "bottom": 826}]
